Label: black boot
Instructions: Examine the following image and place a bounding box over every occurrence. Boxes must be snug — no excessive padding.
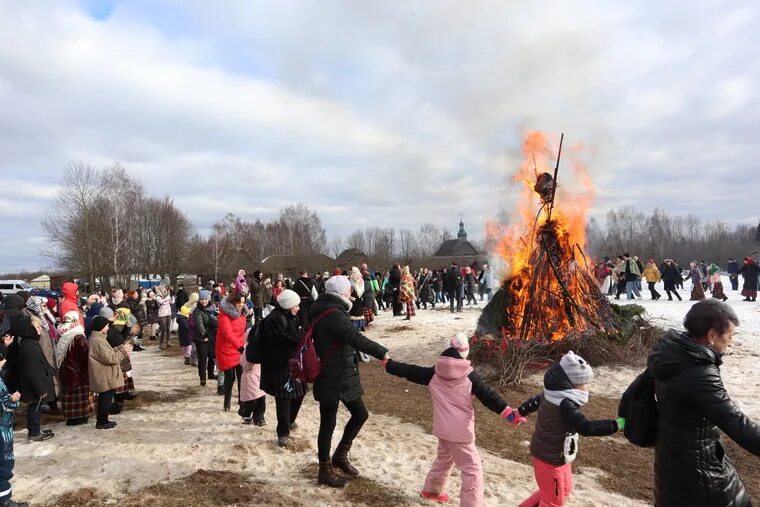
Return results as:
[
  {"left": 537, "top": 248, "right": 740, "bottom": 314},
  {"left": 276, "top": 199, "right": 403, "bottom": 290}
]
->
[
  {"left": 332, "top": 442, "right": 360, "bottom": 477},
  {"left": 318, "top": 461, "right": 348, "bottom": 488},
  {"left": 1, "top": 498, "right": 30, "bottom": 506},
  {"left": 223, "top": 393, "right": 231, "bottom": 412}
]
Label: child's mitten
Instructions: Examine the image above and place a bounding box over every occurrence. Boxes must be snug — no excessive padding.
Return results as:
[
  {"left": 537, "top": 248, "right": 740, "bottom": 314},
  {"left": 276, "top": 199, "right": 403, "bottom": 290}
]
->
[
  {"left": 616, "top": 417, "right": 626, "bottom": 431},
  {"left": 501, "top": 406, "right": 527, "bottom": 426}
]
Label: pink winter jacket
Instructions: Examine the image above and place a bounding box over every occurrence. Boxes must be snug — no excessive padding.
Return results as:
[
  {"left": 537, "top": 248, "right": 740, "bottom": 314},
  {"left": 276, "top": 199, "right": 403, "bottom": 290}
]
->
[
  {"left": 429, "top": 356, "right": 476, "bottom": 443},
  {"left": 386, "top": 351, "right": 509, "bottom": 444},
  {"left": 239, "top": 350, "right": 266, "bottom": 402}
]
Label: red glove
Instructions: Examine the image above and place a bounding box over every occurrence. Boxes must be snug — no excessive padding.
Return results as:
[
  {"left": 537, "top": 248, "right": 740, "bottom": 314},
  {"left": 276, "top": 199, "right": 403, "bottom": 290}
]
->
[{"left": 500, "top": 406, "right": 527, "bottom": 426}]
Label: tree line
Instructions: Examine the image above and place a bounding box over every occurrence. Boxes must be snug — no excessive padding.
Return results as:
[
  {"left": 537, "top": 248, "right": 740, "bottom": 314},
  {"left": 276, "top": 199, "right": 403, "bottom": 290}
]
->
[
  {"left": 587, "top": 207, "right": 760, "bottom": 265},
  {"left": 23, "top": 163, "right": 760, "bottom": 287}
]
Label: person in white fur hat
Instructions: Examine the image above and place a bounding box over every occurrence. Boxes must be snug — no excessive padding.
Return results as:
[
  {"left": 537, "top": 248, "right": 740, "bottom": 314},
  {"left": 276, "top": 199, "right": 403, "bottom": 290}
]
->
[
  {"left": 309, "top": 275, "right": 390, "bottom": 488},
  {"left": 384, "top": 333, "right": 525, "bottom": 506},
  {"left": 514, "top": 351, "right": 624, "bottom": 506}
]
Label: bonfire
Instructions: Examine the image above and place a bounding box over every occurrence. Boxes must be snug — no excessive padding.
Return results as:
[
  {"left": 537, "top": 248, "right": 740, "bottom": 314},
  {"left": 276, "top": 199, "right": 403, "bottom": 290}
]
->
[{"left": 476, "top": 131, "right": 619, "bottom": 370}]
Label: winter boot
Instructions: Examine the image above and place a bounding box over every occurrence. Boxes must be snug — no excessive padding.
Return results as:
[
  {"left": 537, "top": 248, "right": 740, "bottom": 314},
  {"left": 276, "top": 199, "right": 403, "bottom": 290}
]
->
[
  {"left": 332, "top": 442, "right": 360, "bottom": 477},
  {"left": 217, "top": 385, "right": 224, "bottom": 396},
  {"left": 420, "top": 490, "right": 450, "bottom": 503},
  {"left": 184, "top": 357, "right": 191, "bottom": 365},
  {"left": 0, "top": 498, "right": 30, "bottom": 506},
  {"left": 318, "top": 462, "right": 348, "bottom": 488}
]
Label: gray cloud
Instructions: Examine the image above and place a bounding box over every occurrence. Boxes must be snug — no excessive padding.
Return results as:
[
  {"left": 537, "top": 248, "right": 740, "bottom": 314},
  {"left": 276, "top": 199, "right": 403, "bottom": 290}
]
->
[{"left": 0, "top": 0, "right": 758, "bottom": 272}]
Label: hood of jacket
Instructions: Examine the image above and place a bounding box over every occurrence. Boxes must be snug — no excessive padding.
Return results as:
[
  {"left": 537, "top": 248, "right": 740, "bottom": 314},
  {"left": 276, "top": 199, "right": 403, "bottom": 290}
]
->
[
  {"left": 648, "top": 329, "right": 720, "bottom": 381},
  {"left": 542, "top": 362, "right": 575, "bottom": 391},
  {"left": 311, "top": 292, "right": 352, "bottom": 315},
  {"left": 62, "top": 282, "right": 78, "bottom": 303},
  {"left": 11, "top": 315, "right": 40, "bottom": 340},
  {"left": 3, "top": 294, "right": 24, "bottom": 311},
  {"left": 86, "top": 302, "right": 104, "bottom": 319},
  {"left": 433, "top": 349, "right": 474, "bottom": 384},
  {"left": 219, "top": 298, "right": 241, "bottom": 319}
]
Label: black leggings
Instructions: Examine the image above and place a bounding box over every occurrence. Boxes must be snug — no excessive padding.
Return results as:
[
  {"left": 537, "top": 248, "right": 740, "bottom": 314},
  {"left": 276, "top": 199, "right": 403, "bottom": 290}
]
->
[
  {"left": 97, "top": 390, "right": 114, "bottom": 425},
  {"left": 647, "top": 282, "right": 661, "bottom": 299},
  {"left": 195, "top": 341, "right": 215, "bottom": 381},
  {"left": 318, "top": 397, "right": 369, "bottom": 462},
  {"left": 223, "top": 365, "right": 243, "bottom": 402},
  {"left": 276, "top": 396, "right": 304, "bottom": 438}
]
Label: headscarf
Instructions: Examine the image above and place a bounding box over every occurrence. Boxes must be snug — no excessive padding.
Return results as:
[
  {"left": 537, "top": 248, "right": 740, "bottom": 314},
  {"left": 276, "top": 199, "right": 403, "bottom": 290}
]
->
[
  {"left": 111, "top": 289, "right": 124, "bottom": 306},
  {"left": 349, "top": 267, "right": 365, "bottom": 298},
  {"left": 235, "top": 269, "right": 249, "bottom": 295},
  {"left": 708, "top": 263, "right": 721, "bottom": 275},
  {"left": 26, "top": 296, "right": 50, "bottom": 331},
  {"left": 114, "top": 307, "right": 133, "bottom": 327},
  {"left": 55, "top": 311, "right": 84, "bottom": 367}
]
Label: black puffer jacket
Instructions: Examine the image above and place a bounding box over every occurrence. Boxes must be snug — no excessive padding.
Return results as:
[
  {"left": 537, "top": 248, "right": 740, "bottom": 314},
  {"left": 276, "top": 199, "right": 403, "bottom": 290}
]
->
[
  {"left": 648, "top": 330, "right": 760, "bottom": 507},
  {"left": 260, "top": 306, "right": 305, "bottom": 398},
  {"left": 14, "top": 317, "right": 56, "bottom": 403},
  {"left": 309, "top": 293, "right": 387, "bottom": 403}
]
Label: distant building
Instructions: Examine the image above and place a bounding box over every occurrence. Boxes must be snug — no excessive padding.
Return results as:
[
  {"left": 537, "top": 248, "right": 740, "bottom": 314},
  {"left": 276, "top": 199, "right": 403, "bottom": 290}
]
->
[{"left": 435, "top": 219, "right": 480, "bottom": 256}]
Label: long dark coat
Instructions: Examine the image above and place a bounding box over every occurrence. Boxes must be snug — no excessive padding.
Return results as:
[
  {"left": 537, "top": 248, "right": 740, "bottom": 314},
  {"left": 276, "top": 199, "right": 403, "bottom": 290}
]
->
[
  {"left": 648, "top": 331, "right": 760, "bottom": 507},
  {"left": 309, "top": 293, "right": 387, "bottom": 404},
  {"left": 260, "top": 306, "right": 304, "bottom": 398}
]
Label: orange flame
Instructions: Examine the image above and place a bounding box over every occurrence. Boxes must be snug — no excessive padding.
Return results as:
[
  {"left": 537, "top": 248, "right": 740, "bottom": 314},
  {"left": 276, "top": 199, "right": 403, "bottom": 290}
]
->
[{"left": 488, "top": 131, "right": 600, "bottom": 341}]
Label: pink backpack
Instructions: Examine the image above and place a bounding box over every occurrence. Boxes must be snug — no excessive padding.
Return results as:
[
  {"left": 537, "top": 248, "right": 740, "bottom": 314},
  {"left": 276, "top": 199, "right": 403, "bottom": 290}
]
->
[{"left": 289, "top": 308, "right": 338, "bottom": 384}]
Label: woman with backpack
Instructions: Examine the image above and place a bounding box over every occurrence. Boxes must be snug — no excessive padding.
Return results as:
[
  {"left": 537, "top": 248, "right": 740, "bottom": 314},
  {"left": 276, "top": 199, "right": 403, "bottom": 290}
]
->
[
  {"left": 310, "top": 275, "right": 389, "bottom": 488},
  {"left": 647, "top": 299, "right": 760, "bottom": 506},
  {"left": 260, "top": 289, "right": 304, "bottom": 447}
]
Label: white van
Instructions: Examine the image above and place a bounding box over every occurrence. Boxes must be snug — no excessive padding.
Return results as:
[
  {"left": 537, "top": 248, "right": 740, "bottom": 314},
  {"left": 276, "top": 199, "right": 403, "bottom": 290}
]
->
[{"left": 0, "top": 280, "right": 34, "bottom": 295}]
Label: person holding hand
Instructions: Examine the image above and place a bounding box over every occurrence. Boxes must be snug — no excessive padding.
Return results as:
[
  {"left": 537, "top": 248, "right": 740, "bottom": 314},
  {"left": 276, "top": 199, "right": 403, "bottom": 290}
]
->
[
  {"left": 384, "top": 333, "right": 524, "bottom": 506},
  {"left": 514, "top": 351, "right": 623, "bottom": 507}
]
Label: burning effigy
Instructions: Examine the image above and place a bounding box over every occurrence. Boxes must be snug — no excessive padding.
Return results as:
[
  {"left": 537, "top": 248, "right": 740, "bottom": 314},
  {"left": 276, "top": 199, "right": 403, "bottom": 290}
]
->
[{"left": 475, "top": 132, "right": 627, "bottom": 384}]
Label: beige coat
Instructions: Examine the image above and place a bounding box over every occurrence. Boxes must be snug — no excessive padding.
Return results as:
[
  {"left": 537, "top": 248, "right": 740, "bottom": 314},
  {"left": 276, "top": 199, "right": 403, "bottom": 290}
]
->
[{"left": 88, "top": 331, "right": 126, "bottom": 393}]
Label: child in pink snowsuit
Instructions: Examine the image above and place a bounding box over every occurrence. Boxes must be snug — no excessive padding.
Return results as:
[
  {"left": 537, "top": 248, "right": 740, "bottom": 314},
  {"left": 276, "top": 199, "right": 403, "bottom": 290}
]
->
[
  {"left": 384, "top": 333, "right": 524, "bottom": 506},
  {"left": 515, "top": 351, "right": 624, "bottom": 506},
  {"left": 238, "top": 346, "right": 267, "bottom": 425}
]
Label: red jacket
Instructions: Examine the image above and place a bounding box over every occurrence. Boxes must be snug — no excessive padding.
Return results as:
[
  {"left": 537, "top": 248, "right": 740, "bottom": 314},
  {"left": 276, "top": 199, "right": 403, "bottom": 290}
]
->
[
  {"left": 215, "top": 300, "right": 246, "bottom": 372},
  {"left": 59, "top": 281, "right": 84, "bottom": 326},
  {"left": 59, "top": 332, "right": 90, "bottom": 388}
]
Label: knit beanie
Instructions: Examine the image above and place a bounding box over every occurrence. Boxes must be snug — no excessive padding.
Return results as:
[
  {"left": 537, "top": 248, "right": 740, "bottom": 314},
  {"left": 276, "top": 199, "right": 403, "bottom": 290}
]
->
[
  {"left": 277, "top": 289, "right": 301, "bottom": 310},
  {"left": 449, "top": 332, "right": 470, "bottom": 359},
  {"left": 99, "top": 307, "right": 115, "bottom": 320},
  {"left": 91, "top": 315, "right": 109, "bottom": 332},
  {"left": 559, "top": 351, "right": 593, "bottom": 385},
  {"left": 325, "top": 275, "right": 351, "bottom": 297},
  {"left": 199, "top": 290, "right": 212, "bottom": 301}
]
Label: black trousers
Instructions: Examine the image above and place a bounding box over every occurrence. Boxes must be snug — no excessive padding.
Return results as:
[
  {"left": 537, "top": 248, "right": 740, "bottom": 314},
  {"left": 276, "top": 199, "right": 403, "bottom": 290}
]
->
[
  {"left": 240, "top": 397, "right": 267, "bottom": 422},
  {"left": 223, "top": 365, "right": 243, "bottom": 403},
  {"left": 26, "top": 402, "right": 41, "bottom": 436},
  {"left": 318, "top": 397, "right": 369, "bottom": 462},
  {"left": 647, "top": 282, "right": 661, "bottom": 299},
  {"left": 195, "top": 341, "right": 215, "bottom": 381},
  {"left": 448, "top": 289, "right": 462, "bottom": 312},
  {"left": 276, "top": 396, "right": 304, "bottom": 438},
  {"left": 391, "top": 288, "right": 401, "bottom": 315},
  {"left": 97, "top": 390, "right": 114, "bottom": 425}
]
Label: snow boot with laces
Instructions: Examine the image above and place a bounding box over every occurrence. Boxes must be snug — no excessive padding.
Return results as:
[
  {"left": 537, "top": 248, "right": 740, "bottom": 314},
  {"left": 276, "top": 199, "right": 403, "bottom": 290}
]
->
[
  {"left": 332, "top": 442, "right": 360, "bottom": 477},
  {"left": 318, "top": 462, "right": 347, "bottom": 488}
]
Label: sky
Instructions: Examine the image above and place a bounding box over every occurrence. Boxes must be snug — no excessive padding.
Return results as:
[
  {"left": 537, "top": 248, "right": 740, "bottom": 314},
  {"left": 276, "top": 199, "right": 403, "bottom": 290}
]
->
[{"left": 1, "top": 1, "right": 759, "bottom": 272}]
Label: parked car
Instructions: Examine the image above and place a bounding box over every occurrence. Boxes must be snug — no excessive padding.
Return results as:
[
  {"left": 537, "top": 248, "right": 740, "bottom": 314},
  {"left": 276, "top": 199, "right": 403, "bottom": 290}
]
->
[
  {"left": 0, "top": 280, "right": 34, "bottom": 295},
  {"left": 30, "top": 288, "right": 61, "bottom": 300}
]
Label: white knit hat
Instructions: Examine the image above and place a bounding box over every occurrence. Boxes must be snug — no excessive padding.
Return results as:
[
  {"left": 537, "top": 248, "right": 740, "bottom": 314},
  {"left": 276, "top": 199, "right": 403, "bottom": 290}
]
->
[
  {"left": 277, "top": 289, "right": 300, "bottom": 310},
  {"left": 449, "top": 332, "right": 470, "bottom": 359},
  {"left": 325, "top": 275, "right": 351, "bottom": 297},
  {"left": 559, "top": 351, "right": 594, "bottom": 385}
]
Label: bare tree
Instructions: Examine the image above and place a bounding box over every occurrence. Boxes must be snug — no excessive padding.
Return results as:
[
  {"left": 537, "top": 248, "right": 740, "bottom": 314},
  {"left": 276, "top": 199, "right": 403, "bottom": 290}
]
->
[
  {"left": 329, "top": 235, "right": 344, "bottom": 258},
  {"left": 346, "top": 230, "right": 366, "bottom": 252},
  {"left": 41, "top": 162, "right": 106, "bottom": 289}
]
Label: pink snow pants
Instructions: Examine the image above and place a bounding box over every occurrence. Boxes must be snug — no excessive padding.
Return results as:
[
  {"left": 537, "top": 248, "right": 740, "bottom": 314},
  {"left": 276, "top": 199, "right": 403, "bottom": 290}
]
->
[
  {"left": 519, "top": 457, "right": 573, "bottom": 507},
  {"left": 423, "top": 439, "right": 484, "bottom": 507}
]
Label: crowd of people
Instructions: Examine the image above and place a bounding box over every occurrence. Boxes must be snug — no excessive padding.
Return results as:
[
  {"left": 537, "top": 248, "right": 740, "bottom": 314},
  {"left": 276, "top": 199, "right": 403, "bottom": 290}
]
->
[
  {"left": 0, "top": 255, "right": 759, "bottom": 506},
  {"left": 593, "top": 254, "right": 760, "bottom": 303}
]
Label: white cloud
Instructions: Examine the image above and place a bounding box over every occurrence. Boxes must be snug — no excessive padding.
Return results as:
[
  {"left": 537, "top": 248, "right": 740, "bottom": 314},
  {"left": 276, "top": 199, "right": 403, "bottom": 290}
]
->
[{"left": 0, "top": 0, "right": 759, "bottom": 271}]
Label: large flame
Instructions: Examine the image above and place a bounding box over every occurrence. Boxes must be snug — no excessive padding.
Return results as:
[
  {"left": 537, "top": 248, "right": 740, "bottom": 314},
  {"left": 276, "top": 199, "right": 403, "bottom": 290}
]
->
[{"left": 488, "top": 131, "right": 603, "bottom": 342}]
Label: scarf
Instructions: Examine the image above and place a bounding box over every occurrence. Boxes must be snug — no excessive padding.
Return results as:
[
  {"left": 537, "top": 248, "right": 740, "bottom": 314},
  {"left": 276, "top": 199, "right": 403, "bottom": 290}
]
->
[
  {"left": 26, "top": 296, "right": 50, "bottom": 331},
  {"left": 544, "top": 388, "right": 589, "bottom": 407},
  {"left": 56, "top": 311, "right": 84, "bottom": 368}
]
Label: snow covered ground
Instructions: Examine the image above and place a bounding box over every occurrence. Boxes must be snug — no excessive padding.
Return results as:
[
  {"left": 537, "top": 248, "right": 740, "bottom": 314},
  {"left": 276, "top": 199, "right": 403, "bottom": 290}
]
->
[{"left": 11, "top": 280, "right": 759, "bottom": 506}]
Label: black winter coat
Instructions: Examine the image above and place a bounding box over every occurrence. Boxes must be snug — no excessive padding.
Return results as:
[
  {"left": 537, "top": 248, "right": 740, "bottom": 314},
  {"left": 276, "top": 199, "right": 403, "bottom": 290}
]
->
[
  {"left": 15, "top": 319, "right": 56, "bottom": 403},
  {"left": 388, "top": 268, "right": 401, "bottom": 289},
  {"left": 736, "top": 263, "right": 760, "bottom": 291},
  {"left": 260, "top": 306, "right": 305, "bottom": 398},
  {"left": 175, "top": 288, "right": 189, "bottom": 309},
  {"left": 648, "top": 331, "right": 760, "bottom": 507},
  {"left": 309, "top": 293, "right": 388, "bottom": 403}
]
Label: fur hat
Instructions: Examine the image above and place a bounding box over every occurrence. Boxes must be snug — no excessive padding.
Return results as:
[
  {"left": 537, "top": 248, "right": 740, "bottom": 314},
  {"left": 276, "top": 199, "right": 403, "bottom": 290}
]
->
[
  {"left": 325, "top": 275, "right": 351, "bottom": 297},
  {"left": 449, "top": 332, "right": 470, "bottom": 359},
  {"left": 199, "top": 290, "right": 212, "bottom": 301},
  {"left": 91, "top": 316, "right": 110, "bottom": 332},
  {"left": 559, "top": 351, "right": 593, "bottom": 385},
  {"left": 277, "top": 289, "right": 301, "bottom": 310}
]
